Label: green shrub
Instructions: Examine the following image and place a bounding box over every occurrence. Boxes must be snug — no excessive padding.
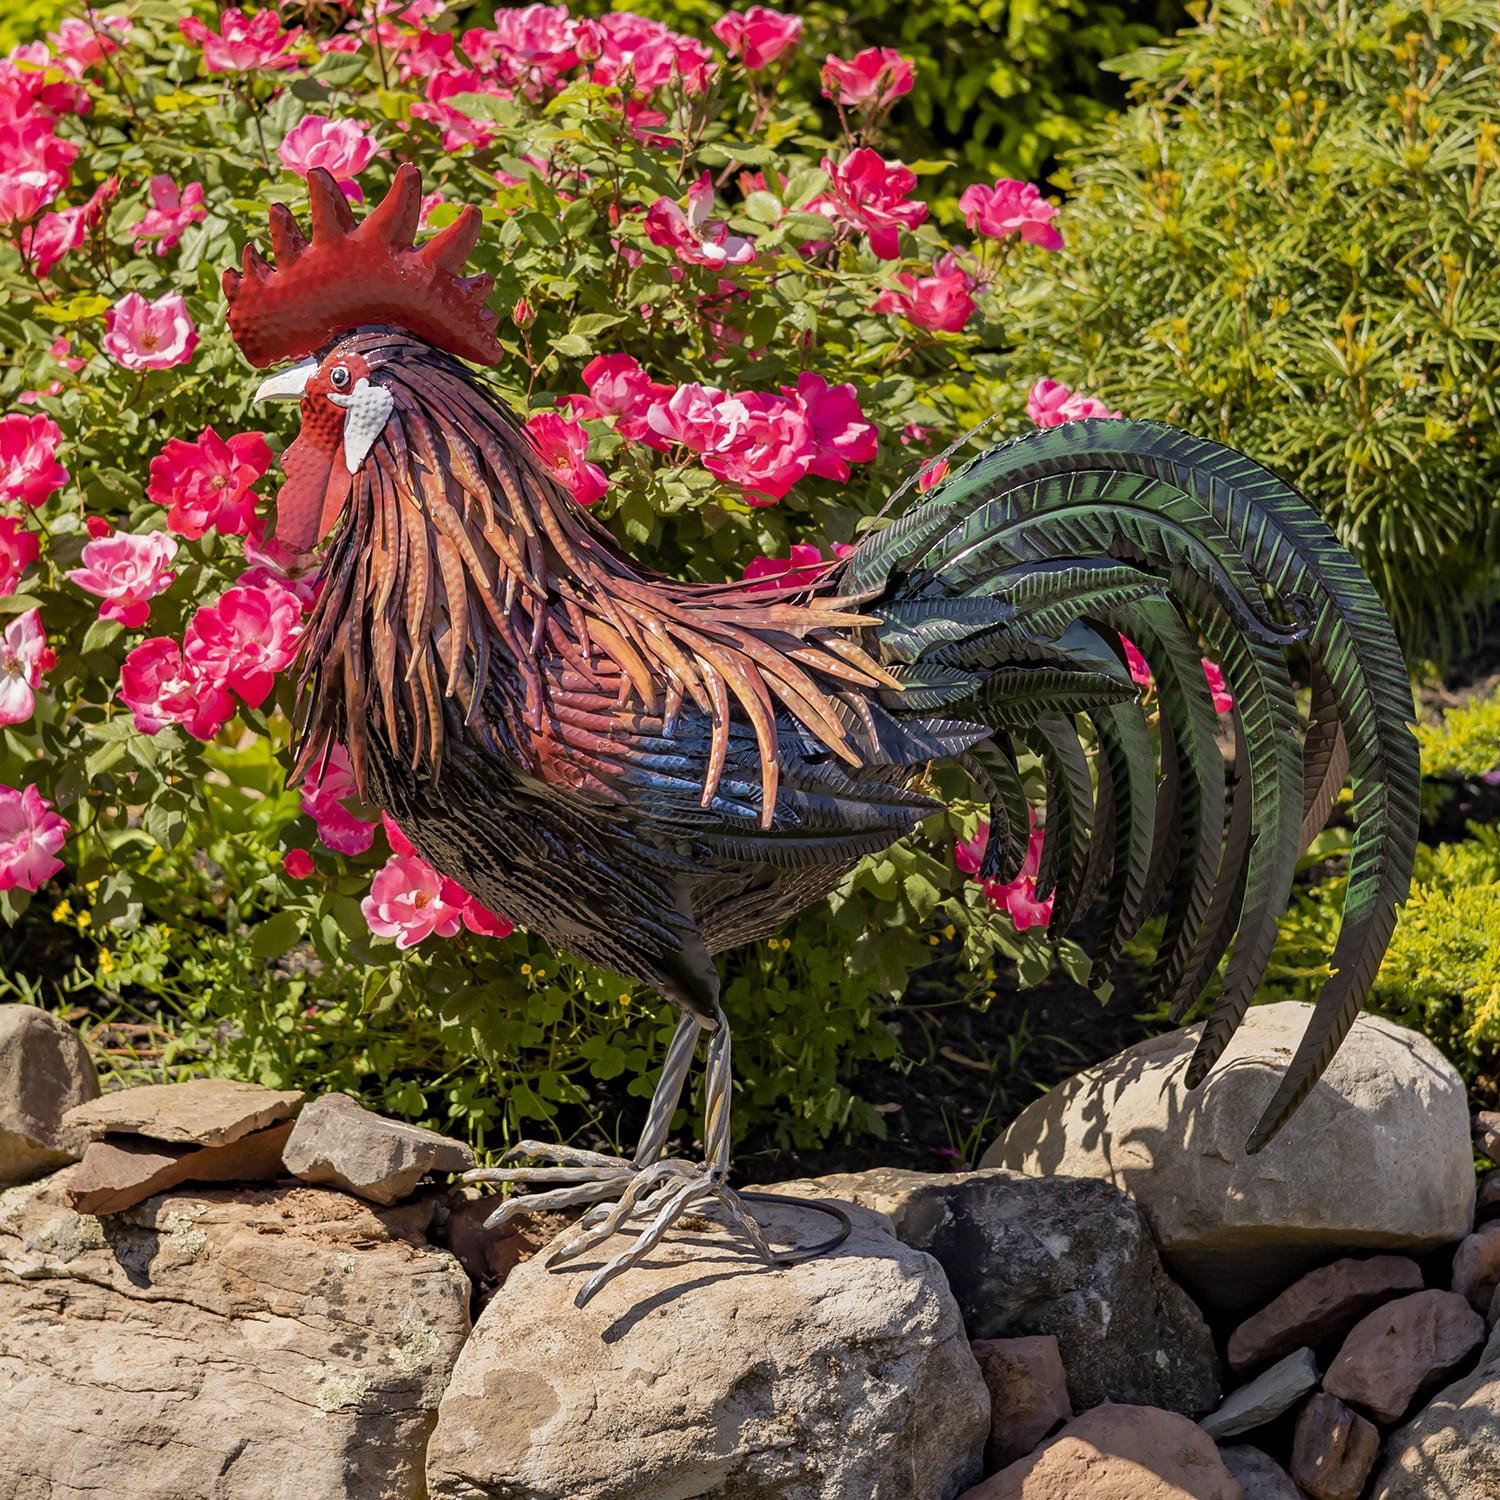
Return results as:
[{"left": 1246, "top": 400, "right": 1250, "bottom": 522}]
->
[
  {"left": 0, "top": 2, "right": 1070, "bottom": 1151},
  {"left": 1005, "top": 0, "right": 1500, "bottom": 659}
]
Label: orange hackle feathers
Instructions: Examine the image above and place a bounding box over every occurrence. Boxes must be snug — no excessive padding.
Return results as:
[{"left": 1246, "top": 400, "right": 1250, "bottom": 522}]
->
[{"left": 224, "top": 163, "right": 502, "bottom": 368}]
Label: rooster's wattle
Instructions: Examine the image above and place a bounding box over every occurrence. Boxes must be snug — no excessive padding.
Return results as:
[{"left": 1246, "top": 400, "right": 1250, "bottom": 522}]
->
[{"left": 228, "top": 166, "right": 1419, "bottom": 1305}]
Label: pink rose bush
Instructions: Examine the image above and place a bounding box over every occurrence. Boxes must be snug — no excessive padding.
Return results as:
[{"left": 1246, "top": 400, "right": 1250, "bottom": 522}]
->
[
  {"left": 712, "top": 6, "right": 801, "bottom": 71},
  {"left": 525, "top": 413, "right": 608, "bottom": 506},
  {"left": 148, "top": 426, "right": 272, "bottom": 539},
  {"left": 815, "top": 149, "right": 928, "bottom": 259},
  {"left": 119, "top": 638, "right": 233, "bottom": 740},
  {"left": 561, "top": 355, "right": 672, "bottom": 442},
  {"left": 1118, "top": 635, "right": 1235, "bottom": 715},
  {"left": 0, "top": 610, "right": 53, "bottom": 726},
  {"left": 955, "top": 816, "right": 1053, "bottom": 932},
  {"left": 873, "top": 255, "right": 978, "bottom": 333},
  {"left": 822, "top": 48, "right": 914, "bottom": 112},
  {"left": 0, "top": 414, "right": 68, "bottom": 509},
  {"left": 1027, "top": 379, "right": 1122, "bottom": 426},
  {"left": 183, "top": 582, "right": 305, "bottom": 710},
  {"left": 131, "top": 175, "right": 206, "bottom": 254},
  {"left": 103, "top": 292, "right": 198, "bottom": 371},
  {"left": 300, "top": 745, "right": 378, "bottom": 856},
  {"left": 67, "top": 530, "right": 178, "bottom": 626},
  {"left": 278, "top": 115, "right": 378, "bottom": 201},
  {"left": 365, "top": 815, "right": 513, "bottom": 947},
  {"left": 0, "top": 519, "right": 39, "bottom": 595},
  {"left": 743, "top": 543, "right": 839, "bottom": 591},
  {"left": 179, "top": 8, "right": 304, "bottom": 73},
  {"left": 0, "top": 785, "right": 68, "bottom": 893}
]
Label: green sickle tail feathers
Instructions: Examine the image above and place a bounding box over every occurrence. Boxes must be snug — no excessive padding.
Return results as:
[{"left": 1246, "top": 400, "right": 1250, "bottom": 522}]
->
[{"left": 848, "top": 418, "right": 1420, "bottom": 1153}]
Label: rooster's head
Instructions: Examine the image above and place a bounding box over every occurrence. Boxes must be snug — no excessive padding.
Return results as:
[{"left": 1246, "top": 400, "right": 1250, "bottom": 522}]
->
[{"left": 224, "top": 163, "right": 501, "bottom": 552}]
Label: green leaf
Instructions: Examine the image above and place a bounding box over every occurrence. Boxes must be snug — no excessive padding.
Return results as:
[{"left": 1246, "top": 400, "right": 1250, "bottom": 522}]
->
[
  {"left": 85, "top": 740, "right": 129, "bottom": 780},
  {"left": 249, "top": 908, "right": 304, "bottom": 959},
  {"left": 80, "top": 617, "right": 123, "bottom": 656},
  {"left": 571, "top": 312, "right": 623, "bottom": 337},
  {"left": 313, "top": 49, "right": 369, "bottom": 85},
  {"left": 553, "top": 333, "right": 591, "bottom": 358},
  {"left": 145, "top": 800, "right": 187, "bottom": 851}
]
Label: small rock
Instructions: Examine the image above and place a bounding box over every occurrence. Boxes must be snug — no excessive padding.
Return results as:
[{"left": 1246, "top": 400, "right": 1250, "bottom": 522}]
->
[
  {"left": 282, "top": 1092, "right": 474, "bottom": 1206},
  {"left": 62, "top": 1077, "right": 302, "bottom": 1148},
  {"left": 1217, "top": 1445, "right": 1302, "bottom": 1500},
  {"left": 1198, "top": 1347, "right": 1318, "bottom": 1440},
  {"left": 62, "top": 1122, "right": 293, "bottom": 1215},
  {"left": 955, "top": 1404, "right": 1242, "bottom": 1500},
  {"left": 971, "top": 1335, "right": 1072, "bottom": 1470},
  {"left": 1323, "top": 1288, "right": 1486, "bottom": 1423},
  {"left": 986, "top": 1003, "right": 1476, "bottom": 1315},
  {"left": 425, "top": 1196, "right": 988, "bottom": 1500},
  {"left": 1474, "top": 1110, "right": 1500, "bottom": 1164},
  {"left": 1227, "top": 1255, "right": 1424, "bottom": 1373},
  {"left": 0, "top": 1003, "right": 98, "bottom": 1187},
  {"left": 1451, "top": 1221, "right": 1500, "bottom": 1314},
  {"left": 0, "top": 1172, "right": 472, "bottom": 1499},
  {"left": 1370, "top": 1321, "right": 1500, "bottom": 1498},
  {"left": 1290, "top": 1393, "right": 1379, "bottom": 1500},
  {"left": 752, "top": 1167, "right": 1220, "bottom": 1415},
  {"left": 438, "top": 1192, "right": 538, "bottom": 1286},
  {"left": 1477, "top": 1169, "right": 1500, "bottom": 1223}
]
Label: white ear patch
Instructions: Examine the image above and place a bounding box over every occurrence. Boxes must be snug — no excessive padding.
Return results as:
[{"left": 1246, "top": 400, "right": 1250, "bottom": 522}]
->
[{"left": 329, "top": 378, "right": 395, "bottom": 472}]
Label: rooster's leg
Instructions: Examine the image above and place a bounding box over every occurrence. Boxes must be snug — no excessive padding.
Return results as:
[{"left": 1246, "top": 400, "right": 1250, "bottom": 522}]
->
[{"left": 463, "top": 1008, "right": 782, "bottom": 1307}]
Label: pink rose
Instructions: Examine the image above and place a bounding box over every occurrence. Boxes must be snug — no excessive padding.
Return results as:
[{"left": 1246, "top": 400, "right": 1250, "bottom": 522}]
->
[
  {"left": 0, "top": 783, "right": 68, "bottom": 892},
  {"left": 0, "top": 170, "right": 65, "bottom": 227},
  {"left": 0, "top": 518, "right": 39, "bottom": 595},
  {"left": 47, "top": 13, "right": 131, "bottom": 77},
  {"left": 743, "top": 543, "right": 834, "bottom": 592},
  {"left": 184, "top": 583, "right": 304, "bottom": 709},
  {"left": 820, "top": 48, "right": 913, "bottom": 110},
  {"left": 1118, "top": 634, "right": 1153, "bottom": 689},
  {"left": 1202, "top": 658, "right": 1234, "bottom": 715},
  {"left": 917, "top": 459, "right": 948, "bottom": 494},
  {"left": 278, "top": 115, "right": 377, "bottom": 201},
  {"left": 525, "top": 412, "right": 607, "bottom": 506},
  {"left": 958, "top": 178, "right": 1064, "bottom": 251},
  {"left": 645, "top": 173, "right": 754, "bottom": 269},
  {"left": 283, "top": 848, "right": 316, "bottom": 879},
  {"left": 561, "top": 354, "right": 673, "bottom": 444},
  {"left": 780, "top": 372, "right": 878, "bottom": 481},
  {"left": 19, "top": 175, "right": 116, "bottom": 277},
  {"left": 131, "top": 175, "right": 207, "bottom": 254},
  {"left": 148, "top": 425, "right": 272, "bottom": 540},
  {"left": 300, "top": 744, "right": 377, "bottom": 856},
  {"left": 241, "top": 516, "right": 322, "bottom": 610},
  {"left": 814, "top": 148, "right": 927, "bottom": 259},
  {"left": 67, "top": 530, "right": 177, "bottom": 626},
  {"left": 0, "top": 609, "right": 53, "bottom": 726},
  {"left": 872, "top": 253, "right": 976, "bottom": 333},
  {"left": 0, "top": 413, "right": 69, "bottom": 509},
  {"left": 955, "top": 815, "right": 1053, "bottom": 932},
  {"left": 361, "top": 854, "right": 464, "bottom": 948},
  {"left": 702, "top": 392, "right": 814, "bottom": 502},
  {"left": 103, "top": 291, "right": 198, "bottom": 372},
  {"left": 646, "top": 383, "right": 748, "bottom": 454},
  {"left": 375, "top": 808, "right": 511, "bottom": 936},
  {"left": 1026, "top": 378, "right": 1121, "bottom": 427},
  {"left": 712, "top": 5, "right": 801, "bottom": 70},
  {"left": 179, "top": 8, "right": 304, "bottom": 72},
  {"left": 119, "top": 637, "right": 233, "bottom": 739}
]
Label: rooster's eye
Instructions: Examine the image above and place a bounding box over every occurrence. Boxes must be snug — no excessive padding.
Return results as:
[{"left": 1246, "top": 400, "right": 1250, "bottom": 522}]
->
[{"left": 330, "top": 366, "right": 351, "bottom": 391}]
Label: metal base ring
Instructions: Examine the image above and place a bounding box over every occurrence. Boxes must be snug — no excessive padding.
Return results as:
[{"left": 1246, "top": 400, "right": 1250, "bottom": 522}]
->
[{"left": 737, "top": 1191, "right": 854, "bottom": 1266}]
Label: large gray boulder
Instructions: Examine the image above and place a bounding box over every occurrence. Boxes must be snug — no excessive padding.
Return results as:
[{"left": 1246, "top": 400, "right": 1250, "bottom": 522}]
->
[
  {"left": 0, "top": 1004, "right": 97, "bottom": 1187},
  {"left": 0, "top": 1170, "right": 471, "bottom": 1500},
  {"left": 753, "top": 1166, "right": 1220, "bottom": 1416},
  {"left": 1368, "top": 1320, "right": 1500, "bottom": 1499},
  {"left": 985, "top": 1002, "right": 1474, "bottom": 1314},
  {"left": 426, "top": 1196, "right": 989, "bottom": 1500}
]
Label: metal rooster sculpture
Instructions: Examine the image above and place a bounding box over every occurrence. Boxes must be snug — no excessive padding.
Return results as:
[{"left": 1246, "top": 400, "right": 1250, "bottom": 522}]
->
[{"left": 228, "top": 166, "right": 1419, "bottom": 1306}]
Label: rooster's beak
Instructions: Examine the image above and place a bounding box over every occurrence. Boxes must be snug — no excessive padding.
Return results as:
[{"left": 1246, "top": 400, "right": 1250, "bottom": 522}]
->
[{"left": 254, "top": 358, "right": 318, "bottom": 403}]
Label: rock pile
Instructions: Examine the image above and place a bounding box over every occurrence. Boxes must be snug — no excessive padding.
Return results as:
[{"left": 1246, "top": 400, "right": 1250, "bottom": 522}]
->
[{"left": 0, "top": 998, "right": 1496, "bottom": 1500}]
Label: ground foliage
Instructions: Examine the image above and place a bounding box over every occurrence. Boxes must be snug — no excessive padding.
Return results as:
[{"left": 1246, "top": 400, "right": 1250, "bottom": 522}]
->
[
  {"left": 1003, "top": 0, "right": 1500, "bottom": 660},
  {"left": 0, "top": 0, "right": 1086, "bottom": 1155}
]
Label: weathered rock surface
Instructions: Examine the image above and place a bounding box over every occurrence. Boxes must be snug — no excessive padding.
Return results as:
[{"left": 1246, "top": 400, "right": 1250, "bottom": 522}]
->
[
  {"left": 1227, "top": 1254, "right": 1424, "bottom": 1373},
  {"left": 1452, "top": 1221, "right": 1500, "bottom": 1314},
  {"left": 755, "top": 1166, "right": 1220, "bottom": 1415},
  {"left": 0, "top": 1004, "right": 98, "bottom": 1187},
  {"left": 1323, "top": 1288, "right": 1486, "bottom": 1423},
  {"left": 436, "top": 1191, "right": 538, "bottom": 1287},
  {"left": 985, "top": 1003, "right": 1475, "bottom": 1314},
  {"left": 62, "top": 1121, "right": 293, "bottom": 1215},
  {"left": 955, "top": 1404, "right": 1242, "bottom": 1500},
  {"left": 0, "top": 1170, "right": 471, "bottom": 1500},
  {"left": 1370, "top": 1321, "right": 1500, "bottom": 1499},
  {"left": 1291, "top": 1393, "right": 1379, "bottom": 1500},
  {"left": 1478, "top": 1168, "right": 1500, "bottom": 1223},
  {"left": 283, "top": 1092, "right": 474, "bottom": 1206},
  {"left": 971, "top": 1335, "right": 1073, "bottom": 1470},
  {"left": 62, "top": 1076, "right": 302, "bottom": 1147},
  {"left": 1474, "top": 1110, "right": 1500, "bottom": 1164},
  {"left": 1217, "top": 1445, "right": 1302, "bottom": 1500},
  {"left": 425, "top": 1196, "right": 988, "bottom": 1500},
  {"left": 1198, "top": 1347, "right": 1318, "bottom": 1440}
]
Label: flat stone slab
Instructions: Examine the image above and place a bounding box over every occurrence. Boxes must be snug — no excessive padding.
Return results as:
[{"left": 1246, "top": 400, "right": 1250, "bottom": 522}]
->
[
  {"left": 62, "top": 1078, "right": 303, "bottom": 1148},
  {"left": 283, "top": 1093, "right": 474, "bottom": 1206},
  {"left": 1199, "top": 1347, "right": 1318, "bottom": 1440},
  {"left": 426, "top": 1196, "right": 989, "bottom": 1500},
  {"left": 0, "top": 1172, "right": 471, "bottom": 1500}
]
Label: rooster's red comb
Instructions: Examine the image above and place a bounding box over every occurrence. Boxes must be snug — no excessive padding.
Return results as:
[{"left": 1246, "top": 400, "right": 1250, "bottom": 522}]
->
[{"left": 223, "top": 163, "right": 501, "bottom": 369}]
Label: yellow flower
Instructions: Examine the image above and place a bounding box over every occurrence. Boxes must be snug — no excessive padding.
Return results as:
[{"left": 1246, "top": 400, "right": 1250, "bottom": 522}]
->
[
  {"left": 52, "top": 900, "right": 72, "bottom": 924},
  {"left": 98, "top": 949, "right": 115, "bottom": 975},
  {"left": 520, "top": 963, "right": 532, "bottom": 975}
]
